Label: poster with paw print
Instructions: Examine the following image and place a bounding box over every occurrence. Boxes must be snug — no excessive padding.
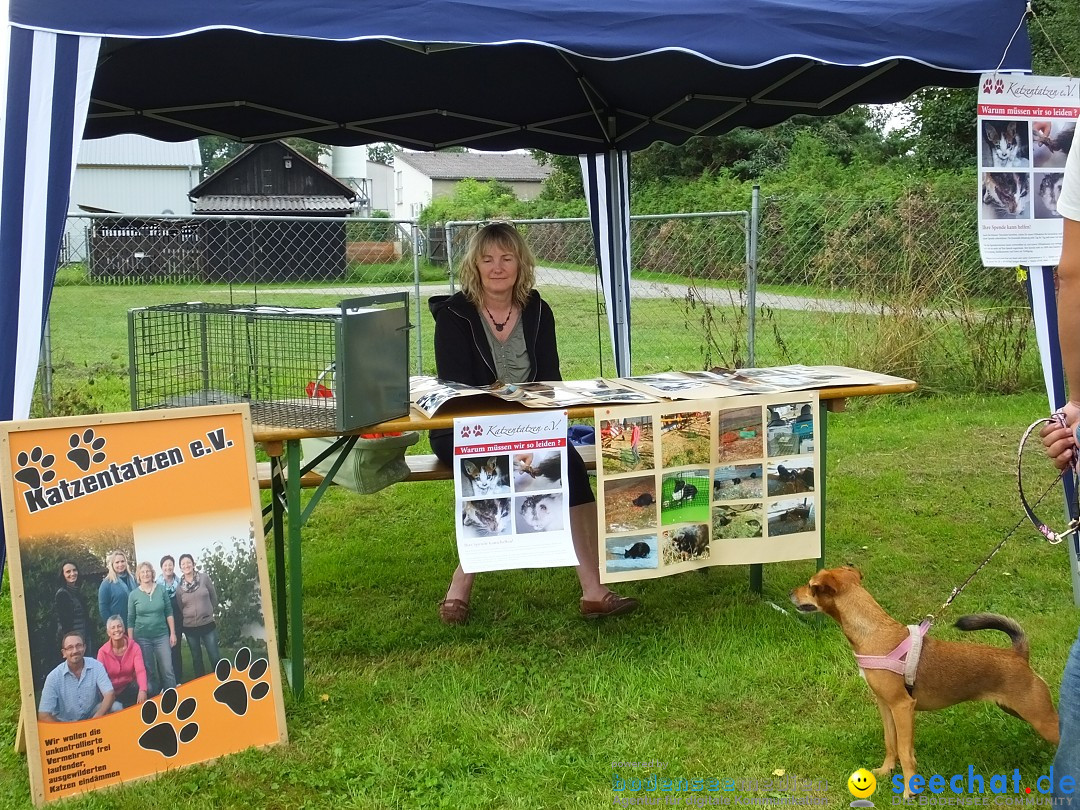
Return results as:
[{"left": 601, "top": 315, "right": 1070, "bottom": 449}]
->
[{"left": 0, "top": 405, "right": 287, "bottom": 806}]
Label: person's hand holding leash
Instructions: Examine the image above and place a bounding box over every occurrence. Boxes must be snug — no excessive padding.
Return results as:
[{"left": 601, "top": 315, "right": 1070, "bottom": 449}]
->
[{"left": 1041, "top": 401, "right": 1080, "bottom": 470}]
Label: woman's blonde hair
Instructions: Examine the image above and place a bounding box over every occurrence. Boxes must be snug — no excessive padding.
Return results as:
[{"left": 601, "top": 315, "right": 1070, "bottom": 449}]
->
[
  {"left": 103, "top": 549, "right": 128, "bottom": 585},
  {"left": 135, "top": 561, "right": 155, "bottom": 580},
  {"left": 458, "top": 222, "right": 536, "bottom": 311}
]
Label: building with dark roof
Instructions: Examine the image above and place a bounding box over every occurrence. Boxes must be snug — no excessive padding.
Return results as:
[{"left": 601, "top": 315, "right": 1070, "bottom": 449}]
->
[{"left": 189, "top": 142, "right": 358, "bottom": 282}]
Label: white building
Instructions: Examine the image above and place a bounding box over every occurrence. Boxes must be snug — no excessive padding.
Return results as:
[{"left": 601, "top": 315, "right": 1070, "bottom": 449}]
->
[
  {"left": 64, "top": 135, "right": 202, "bottom": 261},
  {"left": 70, "top": 134, "right": 202, "bottom": 215},
  {"left": 392, "top": 152, "right": 551, "bottom": 220},
  {"left": 321, "top": 145, "right": 395, "bottom": 216}
]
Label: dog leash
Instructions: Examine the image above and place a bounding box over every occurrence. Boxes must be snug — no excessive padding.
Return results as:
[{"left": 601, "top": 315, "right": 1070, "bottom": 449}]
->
[
  {"left": 1017, "top": 413, "right": 1079, "bottom": 544},
  {"left": 925, "top": 413, "right": 1077, "bottom": 628}
]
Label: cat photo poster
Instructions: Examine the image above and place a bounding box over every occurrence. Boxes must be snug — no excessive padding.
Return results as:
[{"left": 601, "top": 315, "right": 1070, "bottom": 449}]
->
[
  {"left": 977, "top": 72, "right": 1079, "bottom": 267},
  {"left": 452, "top": 411, "right": 576, "bottom": 573}
]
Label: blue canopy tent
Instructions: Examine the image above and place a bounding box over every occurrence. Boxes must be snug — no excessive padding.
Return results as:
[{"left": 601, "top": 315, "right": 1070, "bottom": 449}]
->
[{"left": 1, "top": 0, "right": 1032, "bottom": 576}]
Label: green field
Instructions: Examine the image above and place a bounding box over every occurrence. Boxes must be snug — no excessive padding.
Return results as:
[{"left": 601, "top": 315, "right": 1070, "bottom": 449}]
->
[{"left": 3, "top": 378, "right": 1077, "bottom": 809}]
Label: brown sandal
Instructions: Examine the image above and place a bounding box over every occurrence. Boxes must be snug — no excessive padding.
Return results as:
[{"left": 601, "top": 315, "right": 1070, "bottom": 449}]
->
[{"left": 438, "top": 598, "right": 470, "bottom": 625}]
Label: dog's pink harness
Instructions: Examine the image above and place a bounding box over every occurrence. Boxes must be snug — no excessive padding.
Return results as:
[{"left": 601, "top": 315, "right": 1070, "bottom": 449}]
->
[{"left": 853, "top": 619, "right": 931, "bottom": 689}]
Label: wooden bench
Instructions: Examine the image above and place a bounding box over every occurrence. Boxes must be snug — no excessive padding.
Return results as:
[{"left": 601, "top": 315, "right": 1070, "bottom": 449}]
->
[{"left": 257, "top": 444, "right": 597, "bottom": 490}]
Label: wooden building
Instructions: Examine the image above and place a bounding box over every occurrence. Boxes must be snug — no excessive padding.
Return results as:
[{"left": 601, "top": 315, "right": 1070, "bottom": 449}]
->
[{"left": 189, "top": 142, "right": 357, "bottom": 282}]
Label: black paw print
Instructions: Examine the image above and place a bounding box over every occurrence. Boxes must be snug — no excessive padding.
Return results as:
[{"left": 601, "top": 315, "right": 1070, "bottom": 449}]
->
[
  {"left": 213, "top": 648, "right": 270, "bottom": 716},
  {"left": 14, "top": 447, "right": 56, "bottom": 489},
  {"left": 67, "top": 429, "right": 107, "bottom": 472},
  {"left": 138, "top": 688, "right": 198, "bottom": 757}
]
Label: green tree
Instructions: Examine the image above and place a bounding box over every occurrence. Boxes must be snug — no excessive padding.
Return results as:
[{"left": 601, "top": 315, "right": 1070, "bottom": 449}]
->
[
  {"left": 199, "top": 533, "right": 265, "bottom": 659},
  {"left": 198, "top": 136, "right": 245, "bottom": 177},
  {"left": 367, "top": 143, "right": 396, "bottom": 166},
  {"left": 1030, "top": 0, "right": 1080, "bottom": 76},
  {"left": 419, "top": 178, "right": 522, "bottom": 225},
  {"left": 533, "top": 107, "right": 894, "bottom": 198},
  {"left": 893, "top": 88, "right": 978, "bottom": 172}
]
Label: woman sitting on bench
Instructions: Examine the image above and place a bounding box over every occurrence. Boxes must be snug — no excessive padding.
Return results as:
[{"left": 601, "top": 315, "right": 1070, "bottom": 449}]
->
[{"left": 428, "top": 222, "right": 639, "bottom": 626}]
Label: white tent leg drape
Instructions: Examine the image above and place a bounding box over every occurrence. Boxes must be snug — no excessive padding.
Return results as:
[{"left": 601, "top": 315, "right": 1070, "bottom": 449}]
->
[
  {"left": 1027, "top": 265, "right": 1080, "bottom": 604},
  {"left": 1, "top": 29, "right": 98, "bottom": 422},
  {"left": 0, "top": 29, "right": 98, "bottom": 577},
  {"left": 581, "top": 150, "right": 632, "bottom": 377}
]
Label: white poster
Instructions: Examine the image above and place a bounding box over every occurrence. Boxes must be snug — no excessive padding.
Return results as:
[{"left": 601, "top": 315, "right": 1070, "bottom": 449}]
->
[
  {"left": 978, "top": 73, "right": 1080, "bottom": 267},
  {"left": 452, "top": 411, "right": 577, "bottom": 573}
]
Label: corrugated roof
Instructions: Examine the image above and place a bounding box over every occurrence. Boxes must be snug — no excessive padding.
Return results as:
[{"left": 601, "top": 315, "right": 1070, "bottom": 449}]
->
[
  {"left": 78, "top": 134, "right": 202, "bottom": 168},
  {"left": 395, "top": 152, "right": 550, "bottom": 182},
  {"left": 193, "top": 195, "right": 353, "bottom": 212}
]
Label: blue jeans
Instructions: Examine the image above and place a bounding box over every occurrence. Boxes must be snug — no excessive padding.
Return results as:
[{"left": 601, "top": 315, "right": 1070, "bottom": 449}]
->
[
  {"left": 1055, "top": 627, "right": 1080, "bottom": 799},
  {"left": 136, "top": 633, "right": 176, "bottom": 695},
  {"left": 185, "top": 623, "right": 221, "bottom": 678}
]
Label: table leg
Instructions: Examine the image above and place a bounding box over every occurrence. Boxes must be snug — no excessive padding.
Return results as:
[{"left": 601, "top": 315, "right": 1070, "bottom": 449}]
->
[
  {"left": 270, "top": 453, "right": 288, "bottom": 657},
  {"left": 286, "top": 438, "right": 305, "bottom": 697}
]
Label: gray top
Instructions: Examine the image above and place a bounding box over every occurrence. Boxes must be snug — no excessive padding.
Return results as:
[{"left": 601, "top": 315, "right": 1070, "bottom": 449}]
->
[{"left": 481, "top": 315, "right": 531, "bottom": 384}]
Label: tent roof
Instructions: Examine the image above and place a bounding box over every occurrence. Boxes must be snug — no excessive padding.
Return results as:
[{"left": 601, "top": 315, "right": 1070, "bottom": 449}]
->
[{"left": 11, "top": 0, "right": 1031, "bottom": 155}]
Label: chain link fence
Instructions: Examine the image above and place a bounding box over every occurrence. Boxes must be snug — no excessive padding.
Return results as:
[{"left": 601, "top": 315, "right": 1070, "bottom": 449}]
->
[
  {"left": 38, "top": 195, "right": 1038, "bottom": 417},
  {"left": 752, "top": 194, "right": 1037, "bottom": 393}
]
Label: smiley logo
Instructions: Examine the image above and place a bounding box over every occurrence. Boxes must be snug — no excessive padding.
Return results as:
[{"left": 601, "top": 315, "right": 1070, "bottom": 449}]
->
[{"left": 847, "top": 768, "right": 876, "bottom": 805}]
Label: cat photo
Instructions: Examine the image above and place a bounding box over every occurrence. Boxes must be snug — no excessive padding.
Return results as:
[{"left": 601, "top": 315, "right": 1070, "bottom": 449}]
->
[
  {"left": 981, "top": 172, "right": 1030, "bottom": 219},
  {"left": 516, "top": 493, "right": 564, "bottom": 533},
  {"left": 982, "top": 120, "right": 1029, "bottom": 168},
  {"left": 512, "top": 450, "right": 563, "bottom": 492},
  {"left": 460, "top": 455, "right": 510, "bottom": 497},
  {"left": 1035, "top": 172, "right": 1064, "bottom": 219},
  {"left": 1033, "top": 121, "right": 1075, "bottom": 169},
  {"left": 605, "top": 534, "right": 659, "bottom": 573},
  {"left": 460, "top": 498, "right": 511, "bottom": 538}
]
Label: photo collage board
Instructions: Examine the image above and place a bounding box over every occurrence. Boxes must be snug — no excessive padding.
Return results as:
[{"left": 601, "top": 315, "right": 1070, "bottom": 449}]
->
[{"left": 595, "top": 392, "right": 821, "bottom": 583}]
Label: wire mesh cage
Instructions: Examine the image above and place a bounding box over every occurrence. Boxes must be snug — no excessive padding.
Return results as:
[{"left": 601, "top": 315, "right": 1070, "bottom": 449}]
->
[{"left": 128, "top": 295, "right": 411, "bottom": 430}]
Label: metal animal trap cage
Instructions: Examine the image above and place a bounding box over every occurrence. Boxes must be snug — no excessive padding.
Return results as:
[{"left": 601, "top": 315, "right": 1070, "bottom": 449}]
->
[{"left": 128, "top": 294, "right": 411, "bottom": 430}]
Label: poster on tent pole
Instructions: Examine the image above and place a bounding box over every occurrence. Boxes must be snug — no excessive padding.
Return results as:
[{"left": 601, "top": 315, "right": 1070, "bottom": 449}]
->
[
  {"left": 594, "top": 393, "right": 821, "bottom": 583},
  {"left": 0, "top": 405, "right": 287, "bottom": 806},
  {"left": 977, "top": 73, "right": 1080, "bottom": 267}
]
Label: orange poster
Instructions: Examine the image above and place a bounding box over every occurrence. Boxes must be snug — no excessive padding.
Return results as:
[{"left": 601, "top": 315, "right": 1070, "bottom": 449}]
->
[{"left": 0, "top": 405, "right": 287, "bottom": 806}]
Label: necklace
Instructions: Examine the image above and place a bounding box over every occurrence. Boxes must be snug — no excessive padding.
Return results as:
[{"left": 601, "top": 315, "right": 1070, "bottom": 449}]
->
[{"left": 485, "top": 305, "right": 513, "bottom": 332}]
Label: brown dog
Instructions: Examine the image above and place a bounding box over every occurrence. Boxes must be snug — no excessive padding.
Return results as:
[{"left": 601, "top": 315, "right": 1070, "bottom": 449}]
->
[{"left": 789, "top": 566, "right": 1059, "bottom": 798}]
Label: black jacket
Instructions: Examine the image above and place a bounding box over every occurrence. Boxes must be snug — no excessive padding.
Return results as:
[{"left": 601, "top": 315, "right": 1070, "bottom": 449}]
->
[
  {"left": 428, "top": 290, "right": 562, "bottom": 461},
  {"left": 429, "top": 290, "right": 561, "bottom": 386}
]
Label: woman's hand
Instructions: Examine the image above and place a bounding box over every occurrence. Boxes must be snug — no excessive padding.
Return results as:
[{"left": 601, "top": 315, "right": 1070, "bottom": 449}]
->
[
  {"left": 169, "top": 632, "right": 177, "bottom": 647},
  {"left": 1041, "top": 402, "right": 1080, "bottom": 470},
  {"left": 136, "top": 689, "right": 147, "bottom": 704}
]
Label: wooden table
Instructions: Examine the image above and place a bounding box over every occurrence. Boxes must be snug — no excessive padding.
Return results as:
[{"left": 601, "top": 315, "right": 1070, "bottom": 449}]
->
[{"left": 254, "top": 378, "right": 917, "bottom": 696}]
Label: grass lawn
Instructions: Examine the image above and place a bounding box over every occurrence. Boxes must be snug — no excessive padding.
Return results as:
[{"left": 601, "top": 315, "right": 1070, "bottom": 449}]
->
[{"left": 2, "top": 390, "right": 1076, "bottom": 808}]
